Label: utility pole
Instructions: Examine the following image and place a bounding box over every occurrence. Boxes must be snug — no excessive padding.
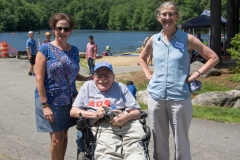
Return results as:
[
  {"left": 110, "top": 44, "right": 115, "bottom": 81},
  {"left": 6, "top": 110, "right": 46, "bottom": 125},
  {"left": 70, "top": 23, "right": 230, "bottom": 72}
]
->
[{"left": 36, "top": 30, "right": 41, "bottom": 48}]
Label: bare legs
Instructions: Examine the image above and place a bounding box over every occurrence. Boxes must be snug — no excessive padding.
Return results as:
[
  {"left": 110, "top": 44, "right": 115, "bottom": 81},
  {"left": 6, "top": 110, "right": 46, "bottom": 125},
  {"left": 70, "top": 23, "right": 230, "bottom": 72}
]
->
[
  {"left": 49, "top": 129, "right": 69, "bottom": 160},
  {"left": 29, "top": 64, "right": 34, "bottom": 74}
]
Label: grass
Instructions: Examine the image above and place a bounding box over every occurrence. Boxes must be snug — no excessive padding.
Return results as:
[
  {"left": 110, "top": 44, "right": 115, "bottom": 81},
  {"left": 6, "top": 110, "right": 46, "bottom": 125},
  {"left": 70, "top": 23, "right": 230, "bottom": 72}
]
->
[
  {"left": 139, "top": 104, "right": 240, "bottom": 124},
  {"left": 80, "top": 58, "right": 88, "bottom": 68},
  {"left": 229, "top": 73, "right": 240, "bottom": 82},
  {"left": 193, "top": 105, "right": 240, "bottom": 124}
]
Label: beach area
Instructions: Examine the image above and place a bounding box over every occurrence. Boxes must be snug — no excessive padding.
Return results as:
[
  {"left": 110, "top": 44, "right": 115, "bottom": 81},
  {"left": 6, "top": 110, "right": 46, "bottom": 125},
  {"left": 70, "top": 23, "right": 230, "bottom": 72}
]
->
[
  {"left": 95, "top": 55, "right": 139, "bottom": 66},
  {"left": 80, "top": 52, "right": 142, "bottom": 66},
  {"left": 80, "top": 52, "right": 139, "bottom": 66}
]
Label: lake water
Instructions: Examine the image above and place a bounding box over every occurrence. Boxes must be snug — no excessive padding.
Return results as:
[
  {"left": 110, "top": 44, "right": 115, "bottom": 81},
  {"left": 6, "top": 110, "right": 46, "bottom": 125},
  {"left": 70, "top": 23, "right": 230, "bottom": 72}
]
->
[{"left": 0, "top": 30, "right": 210, "bottom": 55}]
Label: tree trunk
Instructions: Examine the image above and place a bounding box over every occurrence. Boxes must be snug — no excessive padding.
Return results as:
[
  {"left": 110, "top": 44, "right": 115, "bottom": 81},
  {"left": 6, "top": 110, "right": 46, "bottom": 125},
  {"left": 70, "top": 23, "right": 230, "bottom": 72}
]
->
[
  {"left": 226, "top": 0, "right": 235, "bottom": 49},
  {"left": 234, "top": 0, "right": 239, "bottom": 34},
  {"left": 210, "top": 0, "right": 222, "bottom": 63}
]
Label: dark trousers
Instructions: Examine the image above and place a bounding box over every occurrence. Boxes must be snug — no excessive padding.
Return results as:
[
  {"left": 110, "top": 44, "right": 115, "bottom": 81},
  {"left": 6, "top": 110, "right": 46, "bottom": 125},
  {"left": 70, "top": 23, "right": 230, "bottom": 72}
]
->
[{"left": 87, "top": 58, "right": 95, "bottom": 75}]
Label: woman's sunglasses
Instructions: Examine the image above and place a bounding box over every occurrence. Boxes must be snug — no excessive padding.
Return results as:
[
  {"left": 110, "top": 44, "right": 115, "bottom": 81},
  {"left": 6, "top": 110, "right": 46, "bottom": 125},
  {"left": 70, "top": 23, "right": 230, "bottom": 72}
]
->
[{"left": 55, "top": 27, "right": 71, "bottom": 32}]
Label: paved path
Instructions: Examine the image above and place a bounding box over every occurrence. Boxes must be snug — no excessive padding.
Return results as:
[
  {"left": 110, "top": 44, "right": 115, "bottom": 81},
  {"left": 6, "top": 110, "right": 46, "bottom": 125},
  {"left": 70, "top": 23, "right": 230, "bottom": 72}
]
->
[{"left": 0, "top": 58, "right": 239, "bottom": 160}]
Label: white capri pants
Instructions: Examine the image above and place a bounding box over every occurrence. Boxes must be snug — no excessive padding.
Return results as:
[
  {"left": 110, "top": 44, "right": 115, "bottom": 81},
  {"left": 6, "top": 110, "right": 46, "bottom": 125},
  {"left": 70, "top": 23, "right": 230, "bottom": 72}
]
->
[{"left": 148, "top": 95, "right": 192, "bottom": 160}]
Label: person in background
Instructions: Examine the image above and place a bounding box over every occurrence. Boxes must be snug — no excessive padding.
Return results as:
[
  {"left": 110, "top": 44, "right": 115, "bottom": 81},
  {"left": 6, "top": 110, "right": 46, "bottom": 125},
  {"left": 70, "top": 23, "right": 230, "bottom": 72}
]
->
[
  {"left": 196, "top": 33, "right": 203, "bottom": 43},
  {"left": 147, "top": 53, "right": 153, "bottom": 66},
  {"left": 26, "top": 31, "right": 37, "bottom": 76},
  {"left": 126, "top": 81, "right": 137, "bottom": 99},
  {"left": 85, "top": 35, "right": 97, "bottom": 75},
  {"left": 105, "top": 45, "right": 112, "bottom": 56},
  {"left": 138, "top": 1, "right": 219, "bottom": 160},
  {"left": 70, "top": 61, "right": 146, "bottom": 160},
  {"left": 145, "top": 35, "right": 153, "bottom": 66},
  {"left": 221, "top": 41, "right": 227, "bottom": 58},
  {"left": 35, "top": 12, "right": 91, "bottom": 160},
  {"left": 178, "top": 24, "right": 182, "bottom": 31},
  {"left": 42, "top": 32, "right": 52, "bottom": 44}
]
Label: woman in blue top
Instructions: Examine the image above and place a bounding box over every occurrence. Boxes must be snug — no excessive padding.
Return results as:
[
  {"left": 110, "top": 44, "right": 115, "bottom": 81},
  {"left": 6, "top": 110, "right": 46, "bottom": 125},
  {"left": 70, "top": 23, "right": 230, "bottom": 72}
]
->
[
  {"left": 139, "top": 2, "right": 219, "bottom": 160},
  {"left": 35, "top": 13, "right": 91, "bottom": 160}
]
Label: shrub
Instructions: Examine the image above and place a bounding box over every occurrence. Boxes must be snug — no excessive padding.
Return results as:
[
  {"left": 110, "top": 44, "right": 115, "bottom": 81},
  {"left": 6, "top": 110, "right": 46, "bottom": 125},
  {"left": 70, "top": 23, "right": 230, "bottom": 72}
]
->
[
  {"left": 227, "top": 33, "right": 240, "bottom": 70},
  {"left": 227, "top": 33, "right": 240, "bottom": 82}
]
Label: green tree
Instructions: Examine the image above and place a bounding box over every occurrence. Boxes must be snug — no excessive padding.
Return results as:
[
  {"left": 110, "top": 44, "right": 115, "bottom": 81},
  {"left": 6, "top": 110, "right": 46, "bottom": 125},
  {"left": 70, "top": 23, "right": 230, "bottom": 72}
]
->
[
  {"left": 227, "top": 33, "right": 240, "bottom": 68},
  {"left": 0, "top": 0, "right": 233, "bottom": 32}
]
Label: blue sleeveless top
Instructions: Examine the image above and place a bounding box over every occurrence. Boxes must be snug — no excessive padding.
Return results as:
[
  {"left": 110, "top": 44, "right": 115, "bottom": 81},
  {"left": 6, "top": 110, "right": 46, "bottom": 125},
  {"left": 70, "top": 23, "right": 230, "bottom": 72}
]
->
[
  {"left": 147, "top": 29, "right": 191, "bottom": 100},
  {"left": 35, "top": 43, "right": 80, "bottom": 105}
]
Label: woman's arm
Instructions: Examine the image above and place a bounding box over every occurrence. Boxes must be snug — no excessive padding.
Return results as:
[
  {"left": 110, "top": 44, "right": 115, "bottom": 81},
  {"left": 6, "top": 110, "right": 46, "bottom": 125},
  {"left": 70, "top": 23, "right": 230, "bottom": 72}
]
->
[
  {"left": 187, "top": 34, "right": 219, "bottom": 82},
  {"left": 35, "top": 51, "right": 47, "bottom": 104},
  {"left": 138, "top": 37, "right": 153, "bottom": 80},
  {"left": 35, "top": 51, "right": 54, "bottom": 122},
  {"left": 76, "top": 74, "right": 93, "bottom": 81}
]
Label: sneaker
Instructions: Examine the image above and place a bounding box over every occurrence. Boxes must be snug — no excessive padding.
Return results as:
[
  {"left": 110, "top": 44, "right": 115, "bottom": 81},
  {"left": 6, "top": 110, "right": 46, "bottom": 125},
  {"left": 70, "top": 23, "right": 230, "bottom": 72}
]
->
[
  {"left": 77, "top": 152, "right": 85, "bottom": 160},
  {"left": 28, "top": 72, "right": 32, "bottom": 76},
  {"left": 32, "top": 73, "right": 36, "bottom": 77}
]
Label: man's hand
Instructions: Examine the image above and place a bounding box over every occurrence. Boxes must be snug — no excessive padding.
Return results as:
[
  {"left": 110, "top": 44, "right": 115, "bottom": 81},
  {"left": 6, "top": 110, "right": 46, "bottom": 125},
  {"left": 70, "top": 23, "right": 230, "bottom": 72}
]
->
[
  {"left": 94, "top": 107, "right": 106, "bottom": 119},
  {"left": 110, "top": 110, "right": 129, "bottom": 126},
  {"left": 28, "top": 54, "right": 32, "bottom": 60}
]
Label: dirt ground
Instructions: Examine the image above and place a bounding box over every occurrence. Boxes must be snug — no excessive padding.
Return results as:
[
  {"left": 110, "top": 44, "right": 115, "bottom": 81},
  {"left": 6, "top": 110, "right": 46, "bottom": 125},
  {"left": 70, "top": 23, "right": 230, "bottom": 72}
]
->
[{"left": 200, "top": 68, "right": 239, "bottom": 90}]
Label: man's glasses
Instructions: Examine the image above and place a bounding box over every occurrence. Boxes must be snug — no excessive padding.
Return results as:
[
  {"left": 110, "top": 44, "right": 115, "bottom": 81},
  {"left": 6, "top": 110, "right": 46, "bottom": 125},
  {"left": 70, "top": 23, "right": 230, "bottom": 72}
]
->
[
  {"left": 94, "top": 73, "right": 112, "bottom": 78},
  {"left": 160, "top": 12, "right": 176, "bottom": 18},
  {"left": 55, "top": 27, "right": 71, "bottom": 32}
]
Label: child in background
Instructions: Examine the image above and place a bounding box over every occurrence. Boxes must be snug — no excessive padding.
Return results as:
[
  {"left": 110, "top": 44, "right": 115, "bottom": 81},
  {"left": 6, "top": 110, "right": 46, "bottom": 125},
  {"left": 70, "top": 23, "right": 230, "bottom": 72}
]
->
[{"left": 126, "top": 81, "right": 137, "bottom": 99}]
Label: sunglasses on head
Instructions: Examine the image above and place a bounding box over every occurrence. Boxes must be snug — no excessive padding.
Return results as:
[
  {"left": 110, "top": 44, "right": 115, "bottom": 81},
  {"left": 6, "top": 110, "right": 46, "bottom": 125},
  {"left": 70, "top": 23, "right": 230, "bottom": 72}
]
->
[{"left": 55, "top": 27, "right": 71, "bottom": 32}]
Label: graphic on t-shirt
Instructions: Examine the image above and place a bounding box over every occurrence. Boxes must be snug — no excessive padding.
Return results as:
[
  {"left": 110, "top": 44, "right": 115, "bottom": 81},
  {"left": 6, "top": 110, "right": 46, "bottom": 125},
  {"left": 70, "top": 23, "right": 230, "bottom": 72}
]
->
[{"left": 87, "top": 99, "right": 111, "bottom": 107}]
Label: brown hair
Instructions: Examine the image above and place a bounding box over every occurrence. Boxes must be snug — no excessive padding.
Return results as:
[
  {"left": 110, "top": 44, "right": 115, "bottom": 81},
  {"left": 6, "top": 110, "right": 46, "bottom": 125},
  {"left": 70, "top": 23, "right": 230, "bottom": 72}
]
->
[{"left": 48, "top": 13, "right": 75, "bottom": 30}]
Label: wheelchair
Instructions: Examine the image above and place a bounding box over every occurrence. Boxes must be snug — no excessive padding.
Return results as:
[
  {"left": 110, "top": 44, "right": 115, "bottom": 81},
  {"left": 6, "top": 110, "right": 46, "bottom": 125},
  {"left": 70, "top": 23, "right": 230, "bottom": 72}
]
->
[
  {"left": 76, "top": 110, "right": 151, "bottom": 160},
  {"left": 191, "top": 51, "right": 206, "bottom": 64}
]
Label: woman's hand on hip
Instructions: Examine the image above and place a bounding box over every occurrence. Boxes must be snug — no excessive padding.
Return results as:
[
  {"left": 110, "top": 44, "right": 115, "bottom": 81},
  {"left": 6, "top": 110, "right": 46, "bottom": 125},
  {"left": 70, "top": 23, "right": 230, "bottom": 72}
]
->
[{"left": 146, "top": 74, "right": 152, "bottom": 80}]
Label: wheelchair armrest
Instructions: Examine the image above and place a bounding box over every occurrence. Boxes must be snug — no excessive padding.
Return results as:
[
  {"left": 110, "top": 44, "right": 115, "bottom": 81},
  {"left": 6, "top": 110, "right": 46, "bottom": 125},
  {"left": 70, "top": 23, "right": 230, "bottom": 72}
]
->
[
  {"left": 139, "top": 110, "right": 148, "bottom": 119},
  {"left": 76, "top": 113, "right": 88, "bottom": 131}
]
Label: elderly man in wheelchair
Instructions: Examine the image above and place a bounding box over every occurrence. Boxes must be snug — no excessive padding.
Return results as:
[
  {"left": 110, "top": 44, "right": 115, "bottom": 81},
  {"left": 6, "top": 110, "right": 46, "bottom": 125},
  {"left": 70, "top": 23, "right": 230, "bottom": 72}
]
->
[{"left": 70, "top": 61, "right": 150, "bottom": 160}]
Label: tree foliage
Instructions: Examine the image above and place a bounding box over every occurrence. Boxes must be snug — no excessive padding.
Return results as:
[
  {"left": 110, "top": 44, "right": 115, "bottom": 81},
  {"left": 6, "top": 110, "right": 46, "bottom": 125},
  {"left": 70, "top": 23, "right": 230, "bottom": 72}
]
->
[
  {"left": 227, "top": 33, "right": 240, "bottom": 67},
  {"left": 0, "top": 0, "right": 228, "bottom": 31}
]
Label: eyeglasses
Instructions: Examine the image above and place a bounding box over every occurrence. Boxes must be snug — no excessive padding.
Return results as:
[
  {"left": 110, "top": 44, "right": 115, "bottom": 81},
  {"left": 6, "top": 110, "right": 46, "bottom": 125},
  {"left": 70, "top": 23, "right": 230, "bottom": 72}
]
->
[
  {"left": 160, "top": 12, "right": 176, "bottom": 18},
  {"left": 55, "top": 27, "right": 71, "bottom": 32},
  {"left": 94, "top": 73, "right": 112, "bottom": 78}
]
